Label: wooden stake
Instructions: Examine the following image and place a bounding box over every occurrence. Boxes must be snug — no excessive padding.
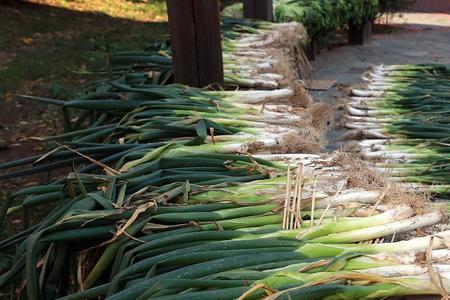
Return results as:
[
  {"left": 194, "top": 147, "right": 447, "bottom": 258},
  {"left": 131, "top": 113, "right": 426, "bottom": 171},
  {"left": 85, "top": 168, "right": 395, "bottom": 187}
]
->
[
  {"left": 295, "top": 164, "right": 303, "bottom": 228},
  {"left": 282, "top": 164, "right": 292, "bottom": 229},
  {"left": 289, "top": 165, "right": 301, "bottom": 229},
  {"left": 310, "top": 174, "right": 317, "bottom": 228}
]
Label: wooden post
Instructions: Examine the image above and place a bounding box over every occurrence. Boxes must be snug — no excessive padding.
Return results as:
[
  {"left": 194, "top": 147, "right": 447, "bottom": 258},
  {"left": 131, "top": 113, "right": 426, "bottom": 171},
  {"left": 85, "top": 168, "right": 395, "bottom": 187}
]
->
[
  {"left": 243, "top": 0, "right": 273, "bottom": 21},
  {"left": 166, "top": 0, "right": 224, "bottom": 87},
  {"left": 348, "top": 19, "right": 372, "bottom": 45}
]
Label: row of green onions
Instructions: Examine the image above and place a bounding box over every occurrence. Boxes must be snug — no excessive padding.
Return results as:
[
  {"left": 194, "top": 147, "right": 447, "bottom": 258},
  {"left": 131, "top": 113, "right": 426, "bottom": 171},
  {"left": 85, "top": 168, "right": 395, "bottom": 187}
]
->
[
  {"left": 2, "top": 147, "right": 449, "bottom": 299},
  {"left": 0, "top": 80, "right": 324, "bottom": 181},
  {"left": 345, "top": 64, "right": 450, "bottom": 199}
]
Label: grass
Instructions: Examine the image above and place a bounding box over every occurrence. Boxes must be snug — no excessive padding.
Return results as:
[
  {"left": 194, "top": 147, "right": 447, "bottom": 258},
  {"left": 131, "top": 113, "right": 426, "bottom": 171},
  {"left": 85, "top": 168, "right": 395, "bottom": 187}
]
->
[
  {"left": 0, "top": 0, "right": 168, "bottom": 99},
  {"left": 28, "top": 0, "right": 167, "bottom": 22}
]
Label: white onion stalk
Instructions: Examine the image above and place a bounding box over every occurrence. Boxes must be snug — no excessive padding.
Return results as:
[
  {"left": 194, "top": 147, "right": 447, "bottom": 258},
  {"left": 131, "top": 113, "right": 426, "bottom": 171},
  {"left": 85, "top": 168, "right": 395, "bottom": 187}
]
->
[
  {"left": 298, "top": 206, "right": 414, "bottom": 240},
  {"left": 369, "top": 72, "right": 389, "bottom": 79},
  {"left": 269, "top": 250, "right": 450, "bottom": 275},
  {"left": 309, "top": 212, "right": 442, "bottom": 243},
  {"left": 224, "top": 57, "right": 278, "bottom": 66},
  {"left": 227, "top": 71, "right": 285, "bottom": 83},
  {"left": 367, "top": 79, "right": 399, "bottom": 85},
  {"left": 369, "top": 74, "right": 398, "bottom": 80},
  {"left": 224, "top": 62, "right": 274, "bottom": 71},
  {"left": 346, "top": 106, "right": 382, "bottom": 117},
  {"left": 253, "top": 73, "right": 285, "bottom": 81},
  {"left": 312, "top": 190, "right": 380, "bottom": 209},
  {"left": 308, "top": 204, "right": 364, "bottom": 218},
  {"left": 352, "top": 89, "right": 385, "bottom": 97},
  {"left": 231, "top": 38, "right": 278, "bottom": 49},
  {"left": 346, "top": 116, "right": 390, "bottom": 123},
  {"left": 348, "top": 128, "right": 390, "bottom": 139},
  {"left": 254, "top": 153, "right": 322, "bottom": 161},
  {"left": 373, "top": 65, "right": 397, "bottom": 71},
  {"left": 241, "top": 114, "right": 303, "bottom": 125},
  {"left": 368, "top": 84, "right": 394, "bottom": 91},
  {"left": 345, "top": 122, "right": 383, "bottom": 130},
  {"left": 359, "top": 138, "right": 426, "bottom": 146},
  {"left": 210, "top": 88, "right": 294, "bottom": 104},
  {"left": 225, "top": 75, "right": 279, "bottom": 89},
  {"left": 362, "top": 150, "right": 432, "bottom": 160},
  {"left": 360, "top": 265, "right": 450, "bottom": 277},
  {"left": 228, "top": 50, "right": 269, "bottom": 58},
  {"left": 204, "top": 131, "right": 295, "bottom": 144},
  {"left": 367, "top": 249, "right": 450, "bottom": 266},
  {"left": 347, "top": 103, "right": 380, "bottom": 110},
  {"left": 357, "top": 139, "right": 392, "bottom": 147},
  {"left": 207, "top": 113, "right": 303, "bottom": 126},
  {"left": 349, "top": 96, "right": 381, "bottom": 102},
  {"left": 120, "top": 138, "right": 287, "bottom": 171},
  {"left": 223, "top": 54, "right": 278, "bottom": 65},
  {"left": 208, "top": 88, "right": 295, "bottom": 104},
  {"left": 362, "top": 144, "right": 441, "bottom": 155}
]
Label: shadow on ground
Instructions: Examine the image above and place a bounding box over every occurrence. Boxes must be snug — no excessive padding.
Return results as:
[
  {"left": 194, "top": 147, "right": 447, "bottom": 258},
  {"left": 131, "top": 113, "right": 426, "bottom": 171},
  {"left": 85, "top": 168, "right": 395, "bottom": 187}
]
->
[{"left": 0, "top": 1, "right": 167, "bottom": 96}]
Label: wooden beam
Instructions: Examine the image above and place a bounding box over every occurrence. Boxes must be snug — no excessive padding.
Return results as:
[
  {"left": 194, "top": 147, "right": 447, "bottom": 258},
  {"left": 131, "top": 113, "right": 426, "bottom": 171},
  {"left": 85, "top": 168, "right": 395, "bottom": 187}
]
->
[
  {"left": 166, "top": 0, "right": 224, "bottom": 87},
  {"left": 243, "top": 0, "right": 273, "bottom": 21}
]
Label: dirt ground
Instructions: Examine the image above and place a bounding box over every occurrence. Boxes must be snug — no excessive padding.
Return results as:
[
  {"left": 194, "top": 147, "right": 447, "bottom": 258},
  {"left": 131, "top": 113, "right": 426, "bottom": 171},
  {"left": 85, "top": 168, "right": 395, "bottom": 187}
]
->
[
  {"left": 310, "top": 0, "right": 450, "bottom": 150},
  {"left": 0, "top": 1, "right": 167, "bottom": 198}
]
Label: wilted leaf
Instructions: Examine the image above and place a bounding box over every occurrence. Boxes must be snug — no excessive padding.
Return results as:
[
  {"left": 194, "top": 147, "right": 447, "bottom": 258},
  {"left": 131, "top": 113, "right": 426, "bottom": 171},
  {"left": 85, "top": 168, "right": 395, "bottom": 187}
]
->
[{"left": 22, "top": 37, "right": 34, "bottom": 45}]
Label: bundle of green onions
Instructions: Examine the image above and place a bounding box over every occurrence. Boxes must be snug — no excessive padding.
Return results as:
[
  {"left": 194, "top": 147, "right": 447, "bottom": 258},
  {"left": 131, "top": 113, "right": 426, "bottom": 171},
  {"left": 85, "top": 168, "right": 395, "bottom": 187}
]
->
[
  {"left": 0, "top": 79, "right": 329, "bottom": 181},
  {"left": 344, "top": 64, "right": 450, "bottom": 199},
  {"left": 107, "top": 17, "right": 311, "bottom": 88}
]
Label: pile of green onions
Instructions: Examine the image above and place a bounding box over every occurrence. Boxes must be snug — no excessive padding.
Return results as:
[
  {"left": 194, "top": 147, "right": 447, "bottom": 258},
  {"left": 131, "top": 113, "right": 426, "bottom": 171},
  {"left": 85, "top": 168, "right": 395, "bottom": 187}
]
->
[
  {"left": 1, "top": 147, "right": 449, "bottom": 300},
  {"left": 108, "top": 17, "right": 311, "bottom": 88},
  {"left": 344, "top": 64, "right": 450, "bottom": 199}
]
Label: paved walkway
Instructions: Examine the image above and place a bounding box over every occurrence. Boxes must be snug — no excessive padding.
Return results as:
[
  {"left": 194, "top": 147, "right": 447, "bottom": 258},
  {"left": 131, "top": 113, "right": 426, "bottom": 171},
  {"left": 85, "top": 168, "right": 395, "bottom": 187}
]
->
[{"left": 311, "top": 1, "right": 450, "bottom": 150}]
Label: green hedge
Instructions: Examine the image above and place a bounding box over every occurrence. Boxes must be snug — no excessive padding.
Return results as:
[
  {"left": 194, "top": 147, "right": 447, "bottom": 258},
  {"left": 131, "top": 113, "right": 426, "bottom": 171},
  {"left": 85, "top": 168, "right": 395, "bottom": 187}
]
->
[
  {"left": 275, "top": 0, "right": 378, "bottom": 37},
  {"left": 221, "top": 1, "right": 379, "bottom": 39},
  {"left": 274, "top": 0, "right": 379, "bottom": 38}
]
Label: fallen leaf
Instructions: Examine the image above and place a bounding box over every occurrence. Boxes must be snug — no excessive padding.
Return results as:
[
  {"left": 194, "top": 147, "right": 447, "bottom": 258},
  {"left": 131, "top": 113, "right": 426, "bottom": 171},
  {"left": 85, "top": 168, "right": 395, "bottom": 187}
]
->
[
  {"left": 12, "top": 219, "right": 22, "bottom": 225},
  {"left": 3, "top": 92, "right": 13, "bottom": 102},
  {"left": 22, "top": 37, "right": 33, "bottom": 45}
]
